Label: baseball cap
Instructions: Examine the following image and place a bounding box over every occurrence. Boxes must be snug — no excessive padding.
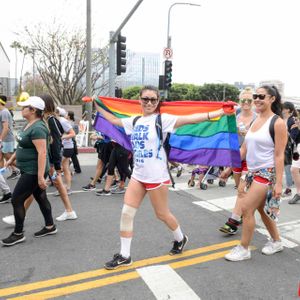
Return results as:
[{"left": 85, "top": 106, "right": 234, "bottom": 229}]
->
[
  {"left": 56, "top": 106, "right": 67, "bottom": 117},
  {"left": 18, "top": 96, "right": 45, "bottom": 111}
]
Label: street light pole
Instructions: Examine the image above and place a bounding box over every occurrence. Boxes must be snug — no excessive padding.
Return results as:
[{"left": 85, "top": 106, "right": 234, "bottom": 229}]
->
[
  {"left": 165, "top": 2, "right": 201, "bottom": 98},
  {"left": 215, "top": 80, "right": 226, "bottom": 101}
]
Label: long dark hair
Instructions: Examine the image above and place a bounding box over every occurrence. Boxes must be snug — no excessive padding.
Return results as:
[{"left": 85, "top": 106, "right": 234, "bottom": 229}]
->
[
  {"left": 259, "top": 85, "right": 282, "bottom": 116},
  {"left": 40, "top": 94, "right": 56, "bottom": 114},
  {"left": 282, "top": 101, "right": 298, "bottom": 118}
]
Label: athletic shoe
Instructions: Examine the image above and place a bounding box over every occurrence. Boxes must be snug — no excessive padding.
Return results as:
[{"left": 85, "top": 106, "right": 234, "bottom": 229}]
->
[
  {"left": 82, "top": 183, "right": 96, "bottom": 191},
  {"left": 67, "top": 189, "right": 73, "bottom": 195},
  {"left": 7, "top": 170, "right": 21, "bottom": 180},
  {"left": 56, "top": 210, "right": 78, "bottom": 221},
  {"left": 53, "top": 189, "right": 72, "bottom": 196},
  {"left": 104, "top": 253, "right": 132, "bottom": 270},
  {"left": 96, "top": 189, "right": 111, "bottom": 196},
  {"left": 219, "top": 224, "right": 238, "bottom": 235},
  {"left": 169, "top": 235, "right": 188, "bottom": 255},
  {"left": 288, "top": 194, "right": 300, "bottom": 204},
  {"left": 225, "top": 245, "right": 251, "bottom": 261},
  {"left": 0, "top": 192, "right": 12, "bottom": 204},
  {"left": 111, "top": 187, "right": 125, "bottom": 194},
  {"left": 2, "top": 215, "right": 16, "bottom": 226},
  {"left": 1, "top": 232, "right": 26, "bottom": 246},
  {"left": 262, "top": 239, "right": 284, "bottom": 255},
  {"left": 176, "top": 166, "right": 183, "bottom": 177},
  {"left": 34, "top": 225, "right": 57, "bottom": 238},
  {"left": 282, "top": 188, "right": 292, "bottom": 197}
]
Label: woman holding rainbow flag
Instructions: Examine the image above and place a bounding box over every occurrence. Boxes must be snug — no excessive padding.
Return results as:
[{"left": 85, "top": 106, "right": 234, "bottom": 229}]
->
[{"left": 94, "top": 85, "right": 232, "bottom": 270}]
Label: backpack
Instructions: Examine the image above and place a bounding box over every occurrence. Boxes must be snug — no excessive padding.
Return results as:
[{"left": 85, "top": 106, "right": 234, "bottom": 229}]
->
[
  {"left": 269, "top": 114, "right": 279, "bottom": 144},
  {"left": 133, "top": 114, "right": 175, "bottom": 187}
]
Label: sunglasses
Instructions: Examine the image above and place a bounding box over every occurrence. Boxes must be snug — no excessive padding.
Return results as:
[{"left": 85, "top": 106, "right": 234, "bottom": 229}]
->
[
  {"left": 141, "top": 97, "right": 158, "bottom": 105},
  {"left": 253, "top": 94, "right": 269, "bottom": 100},
  {"left": 240, "top": 99, "right": 252, "bottom": 104}
]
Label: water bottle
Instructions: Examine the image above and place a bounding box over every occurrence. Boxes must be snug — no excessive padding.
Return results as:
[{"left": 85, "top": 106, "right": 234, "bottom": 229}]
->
[
  {"left": 50, "top": 171, "right": 57, "bottom": 181},
  {"left": 239, "top": 122, "right": 246, "bottom": 132},
  {"left": 0, "top": 167, "right": 8, "bottom": 175}
]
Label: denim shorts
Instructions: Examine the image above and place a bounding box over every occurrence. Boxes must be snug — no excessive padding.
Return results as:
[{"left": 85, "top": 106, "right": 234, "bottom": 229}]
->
[{"left": 2, "top": 141, "right": 15, "bottom": 154}]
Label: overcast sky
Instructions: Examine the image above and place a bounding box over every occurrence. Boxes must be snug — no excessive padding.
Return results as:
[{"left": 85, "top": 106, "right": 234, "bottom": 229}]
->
[{"left": 1, "top": 0, "right": 300, "bottom": 96}]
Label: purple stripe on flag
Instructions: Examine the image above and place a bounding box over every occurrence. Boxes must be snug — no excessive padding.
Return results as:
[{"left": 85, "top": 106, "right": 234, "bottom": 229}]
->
[
  {"left": 93, "top": 114, "right": 132, "bottom": 151},
  {"left": 169, "top": 148, "right": 241, "bottom": 167}
]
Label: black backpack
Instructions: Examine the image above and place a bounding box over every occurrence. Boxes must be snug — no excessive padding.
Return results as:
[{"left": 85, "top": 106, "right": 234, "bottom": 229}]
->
[{"left": 133, "top": 114, "right": 175, "bottom": 187}]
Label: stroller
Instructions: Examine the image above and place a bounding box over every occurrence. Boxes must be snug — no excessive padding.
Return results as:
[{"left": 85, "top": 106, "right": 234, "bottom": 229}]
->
[{"left": 188, "top": 166, "right": 226, "bottom": 190}]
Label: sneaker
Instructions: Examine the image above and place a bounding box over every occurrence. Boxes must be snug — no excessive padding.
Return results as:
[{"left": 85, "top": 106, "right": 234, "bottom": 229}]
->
[
  {"left": 7, "top": 170, "right": 21, "bottom": 180},
  {"left": 34, "top": 225, "right": 57, "bottom": 238},
  {"left": 104, "top": 253, "right": 132, "bottom": 270},
  {"left": 282, "top": 188, "right": 292, "bottom": 197},
  {"left": 56, "top": 211, "right": 78, "bottom": 221},
  {"left": 219, "top": 224, "right": 238, "bottom": 235},
  {"left": 0, "top": 192, "right": 12, "bottom": 204},
  {"left": 169, "top": 235, "right": 188, "bottom": 255},
  {"left": 2, "top": 215, "right": 15, "bottom": 226},
  {"left": 1, "top": 232, "right": 26, "bottom": 246},
  {"left": 82, "top": 183, "right": 96, "bottom": 191},
  {"left": 112, "top": 187, "right": 125, "bottom": 194},
  {"left": 176, "top": 166, "right": 183, "bottom": 177},
  {"left": 262, "top": 239, "right": 284, "bottom": 255},
  {"left": 67, "top": 189, "right": 73, "bottom": 195},
  {"left": 225, "top": 245, "right": 251, "bottom": 261},
  {"left": 53, "top": 191, "right": 60, "bottom": 197},
  {"left": 288, "top": 194, "right": 300, "bottom": 204},
  {"left": 96, "top": 189, "right": 111, "bottom": 196}
]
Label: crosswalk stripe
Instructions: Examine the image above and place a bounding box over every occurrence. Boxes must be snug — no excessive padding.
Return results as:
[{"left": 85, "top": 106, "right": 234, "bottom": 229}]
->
[{"left": 137, "top": 265, "right": 201, "bottom": 300}]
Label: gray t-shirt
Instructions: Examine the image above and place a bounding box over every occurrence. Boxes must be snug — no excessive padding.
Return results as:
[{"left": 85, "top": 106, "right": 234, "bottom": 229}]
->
[
  {"left": 0, "top": 108, "right": 14, "bottom": 142},
  {"left": 59, "top": 117, "right": 74, "bottom": 149}
]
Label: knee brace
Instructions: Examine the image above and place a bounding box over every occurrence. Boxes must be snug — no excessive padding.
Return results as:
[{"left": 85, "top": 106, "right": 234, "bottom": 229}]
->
[{"left": 120, "top": 204, "right": 137, "bottom": 232}]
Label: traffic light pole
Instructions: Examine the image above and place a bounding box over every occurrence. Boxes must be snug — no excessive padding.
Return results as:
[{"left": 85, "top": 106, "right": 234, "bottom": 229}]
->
[{"left": 108, "top": 0, "right": 144, "bottom": 96}]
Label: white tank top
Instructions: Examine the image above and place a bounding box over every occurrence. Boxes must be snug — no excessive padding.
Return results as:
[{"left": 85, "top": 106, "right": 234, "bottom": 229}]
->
[{"left": 245, "top": 115, "right": 275, "bottom": 171}]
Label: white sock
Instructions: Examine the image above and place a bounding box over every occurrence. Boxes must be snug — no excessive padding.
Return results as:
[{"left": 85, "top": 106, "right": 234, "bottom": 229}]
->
[
  {"left": 172, "top": 226, "right": 184, "bottom": 242},
  {"left": 120, "top": 237, "right": 132, "bottom": 258}
]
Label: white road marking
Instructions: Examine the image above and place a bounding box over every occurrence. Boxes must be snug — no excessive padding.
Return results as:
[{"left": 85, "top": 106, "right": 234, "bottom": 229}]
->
[
  {"left": 208, "top": 196, "right": 236, "bottom": 210},
  {"left": 256, "top": 228, "right": 298, "bottom": 248},
  {"left": 193, "top": 201, "right": 222, "bottom": 212},
  {"left": 137, "top": 265, "right": 201, "bottom": 300}
]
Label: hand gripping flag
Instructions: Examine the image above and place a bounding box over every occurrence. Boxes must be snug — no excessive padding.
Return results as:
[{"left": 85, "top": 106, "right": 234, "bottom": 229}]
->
[{"left": 93, "top": 96, "right": 241, "bottom": 167}]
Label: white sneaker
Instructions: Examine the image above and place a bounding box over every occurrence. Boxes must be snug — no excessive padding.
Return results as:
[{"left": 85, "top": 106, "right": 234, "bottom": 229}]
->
[
  {"left": 56, "top": 211, "right": 78, "bottom": 221},
  {"left": 225, "top": 245, "right": 251, "bottom": 261},
  {"left": 2, "top": 215, "right": 16, "bottom": 226},
  {"left": 262, "top": 239, "right": 283, "bottom": 255}
]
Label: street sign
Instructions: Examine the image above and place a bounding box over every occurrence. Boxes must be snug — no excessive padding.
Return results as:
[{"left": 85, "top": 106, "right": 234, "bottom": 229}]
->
[{"left": 163, "top": 47, "right": 173, "bottom": 60}]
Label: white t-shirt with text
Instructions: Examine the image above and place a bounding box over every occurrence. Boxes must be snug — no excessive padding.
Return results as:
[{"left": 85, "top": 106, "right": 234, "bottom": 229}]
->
[{"left": 122, "top": 113, "right": 178, "bottom": 183}]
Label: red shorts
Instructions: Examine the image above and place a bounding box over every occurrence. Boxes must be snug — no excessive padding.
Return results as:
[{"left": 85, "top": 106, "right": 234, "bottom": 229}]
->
[
  {"left": 232, "top": 160, "right": 248, "bottom": 174},
  {"left": 253, "top": 176, "right": 270, "bottom": 185},
  {"left": 132, "top": 178, "right": 171, "bottom": 191}
]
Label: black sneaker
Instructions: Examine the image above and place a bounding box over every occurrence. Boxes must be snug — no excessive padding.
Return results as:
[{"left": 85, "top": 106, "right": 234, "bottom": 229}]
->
[
  {"left": 0, "top": 192, "right": 12, "bottom": 204},
  {"left": 176, "top": 167, "right": 183, "bottom": 177},
  {"left": 34, "top": 225, "right": 57, "bottom": 238},
  {"left": 169, "top": 235, "right": 188, "bottom": 255},
  {"left": 7, "top": 170, "right": 21, "bottom": 180},
  {"left": 1, "top": 232, "right": 26, "bottom": 246},
  {"left": 96, "top": 189, "right": 111, "bottom": 196},
  {"left": 104, "top": 253, "right": 132, "bottom": 270},
  {"left": 82, "top": 183, "right": 96, "bottom": 191}
]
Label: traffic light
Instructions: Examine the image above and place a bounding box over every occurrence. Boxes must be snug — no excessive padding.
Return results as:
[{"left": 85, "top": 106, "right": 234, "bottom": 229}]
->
[
  {"left": 116, "top": 33, "right": 126, "bottom": 76},
  {"left": 115, "top": 87, "right": 122, "bottom": 98},
  {"left": 164, "top": 60, "right": 172, "bottom": 89}
]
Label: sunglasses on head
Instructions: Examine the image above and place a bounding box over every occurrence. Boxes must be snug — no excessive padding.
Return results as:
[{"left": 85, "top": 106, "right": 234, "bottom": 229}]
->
[
  {"left": 240, "top": 99, "right": 252, "bottom": 104},
  {"left": 141, "top": 97, "right": 158, "bottom": 105},
  {"left": 253, "top": 94, "right": 268, "bottom": 100}
]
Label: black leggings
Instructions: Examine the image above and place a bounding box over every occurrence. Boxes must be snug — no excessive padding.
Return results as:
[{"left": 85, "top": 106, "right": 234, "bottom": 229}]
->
[
  {"left": 107, "top": 145, "right": 131, "bottom": 181},
  {"left": 12, "top": 173, "right": 54, "bottom": 233}
]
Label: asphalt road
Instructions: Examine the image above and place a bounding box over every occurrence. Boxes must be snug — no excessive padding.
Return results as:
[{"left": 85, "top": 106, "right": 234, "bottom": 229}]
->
[{"left": 0, "top": 155, "right": 299, "bottom": 300}]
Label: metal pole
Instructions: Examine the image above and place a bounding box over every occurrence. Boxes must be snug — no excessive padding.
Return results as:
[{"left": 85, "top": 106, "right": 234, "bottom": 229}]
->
[
  {"left": 108, "top": 31, "right": 115, "bottom": 97},
  {"left": 223, "top": 86, "right": 226, "bottom": 101},
  {"left": 32, "top": 49, "right": 36, "bottom": 96},
  {"left": 142, "top": 57, "right": 145, "bottom": 85},
  {"left": 86, "top": 0, "right": 92, "bottom": 130},
  {"left": 165, "top": 2, "right": 201, "bottom": 99},
  {"left": 108, "top": 0, "right": 144, "bottom": 96}
]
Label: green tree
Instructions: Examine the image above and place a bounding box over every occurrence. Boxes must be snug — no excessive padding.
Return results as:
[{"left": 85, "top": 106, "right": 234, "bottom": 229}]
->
[
  {"left": 200, "top": 84, "right": 239, "bottom": 102},
  {"left": 168, "top": 83, "right": 202, "bottom": 101},
  {"left": 122, "top": 86, "right": 141, "bottom": 99}
]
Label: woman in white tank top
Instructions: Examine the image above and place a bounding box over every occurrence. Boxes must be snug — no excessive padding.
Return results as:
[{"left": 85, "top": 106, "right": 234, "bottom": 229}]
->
[{"left": 225, "top": 85, "right": 287, "bottom": 262}]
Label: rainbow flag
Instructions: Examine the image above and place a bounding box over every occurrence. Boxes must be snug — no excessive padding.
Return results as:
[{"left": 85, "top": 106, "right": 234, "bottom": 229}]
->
[{"left": 93, "top": 96, "right": 241, "bottom": 167}]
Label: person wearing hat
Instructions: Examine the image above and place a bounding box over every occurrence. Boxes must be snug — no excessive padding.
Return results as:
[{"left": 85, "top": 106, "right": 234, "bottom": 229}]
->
[
  {"left": 1, "top": 96, "right": 57, "bottom": 246},
  {"left": 0, "top": 95, "right": 20, "bottom": 181}
]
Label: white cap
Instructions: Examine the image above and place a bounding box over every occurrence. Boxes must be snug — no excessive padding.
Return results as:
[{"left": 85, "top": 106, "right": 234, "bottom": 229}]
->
[
  {"left": 17, "top": 96, "right": 45, "bottom": 110},
  {"left": 56, "top": 106, "right": 67, "bottom": 117}
]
